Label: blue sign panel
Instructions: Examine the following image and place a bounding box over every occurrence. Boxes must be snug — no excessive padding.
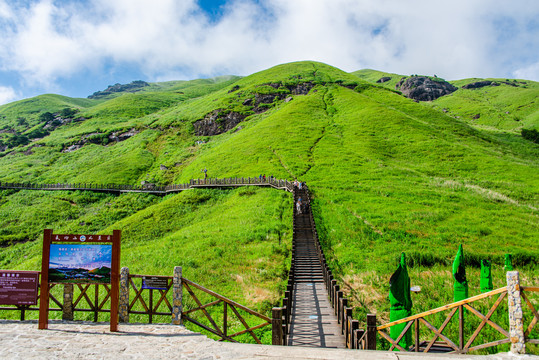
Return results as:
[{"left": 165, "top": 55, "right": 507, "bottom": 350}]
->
[{"left": 48, "top": 244, "right": 112, "bottom": 284}]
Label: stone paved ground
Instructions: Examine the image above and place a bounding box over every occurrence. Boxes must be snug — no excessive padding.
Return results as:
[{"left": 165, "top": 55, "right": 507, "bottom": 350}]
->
[{"left": 0, "top": 320, "right": 535, "bottom": 360}]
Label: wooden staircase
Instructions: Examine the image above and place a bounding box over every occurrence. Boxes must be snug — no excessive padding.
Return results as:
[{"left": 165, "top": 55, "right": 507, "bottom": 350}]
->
[{"left": 286, "top": 186, "right": 345, "bottom": 348}]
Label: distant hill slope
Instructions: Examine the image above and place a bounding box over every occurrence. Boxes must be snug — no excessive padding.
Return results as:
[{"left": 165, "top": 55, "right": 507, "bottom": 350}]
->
[
  {"left": 0, "top": 61, "right": 537, "bottom": 329},
  {"left": 353, "top": 69, "right": 539, "bottom": 132}
]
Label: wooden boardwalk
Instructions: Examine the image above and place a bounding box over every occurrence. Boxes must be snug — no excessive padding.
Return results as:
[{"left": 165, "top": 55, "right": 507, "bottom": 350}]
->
[
  {"left": 287, "top": 186, "right": 346, "bottom": 348},
  {"left": 0, "top": 177, "right": 347, "bottom": 348}
]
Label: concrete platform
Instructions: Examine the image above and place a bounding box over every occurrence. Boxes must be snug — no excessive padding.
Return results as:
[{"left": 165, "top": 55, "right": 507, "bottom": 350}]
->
[{"left": 0, "top": 320, "right": 532, "bottom": 360}]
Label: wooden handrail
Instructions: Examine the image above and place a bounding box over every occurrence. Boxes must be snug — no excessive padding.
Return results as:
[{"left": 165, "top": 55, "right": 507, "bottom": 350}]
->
[
  {"left": 377, "top": 286, "right": 508, "bottom": 330},
  {"left": 181, "top": 277, "right": 270, "bottom": 322},
  {"left": 0, "top": 177, "right": 295, "bottom": 195}
]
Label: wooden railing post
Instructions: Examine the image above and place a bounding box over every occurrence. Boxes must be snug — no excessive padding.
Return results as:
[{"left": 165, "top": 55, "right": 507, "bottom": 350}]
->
[
  {"left": 337, "top": 290, "right": 343, "bottom": 321},
  {"left": 341, "top": 299, "right": 349, "bottom": 334},
  {"left": 459, "top": 304, "right": 464, "bottom": 351},
  {"left": 284, "top": 290, "right": 291, "bottom": 325},
  {"left": 344, "top": 306, "right": 351, "bottom": 343},
  {"left": 272, "top": 307, "right": 283, "bottom": 345},
  {"left": 330, "top": 279, "right": 336, "bottom": 305},
  {"left": 366, "top": 313, "right": 377, "bottom": 350},
  {"left": 172, "top": 266, "right": 182, "bottom": 325},
  {"left": 333, "top": 285, "right": 340, "bottom": 315},
  {"left": 350, "top": 319, "right": 359, "bottom": 349},
  {"left": 414, "top": 318, "right": 420, "bottom": 352}
]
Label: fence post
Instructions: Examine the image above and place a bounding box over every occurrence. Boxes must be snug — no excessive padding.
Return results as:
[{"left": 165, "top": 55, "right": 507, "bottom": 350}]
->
[
  {"left": 333, "top": 284, "right": 340, "bottom": 315},
  {"left": 330, "top": 279, "right": 336, "bottom": 304},
  {"left": 351, "top": 319, "right": 359, "bottom": 349},
  {"left": 62, "top": 284, "right": 74, "bottom": 321},
  {"left": 342, "top": 300, "right": 349, "bottom": 334},
  {"left": 172, "top": 266, "right": 183, "bottom": 325},
  {"left": 119, "top": 267, "right": 129, "bottom": 323},
  {"left": 337, "top": 291, "right": 343, "bottom": 322},
  {"left": 272, "top": 307, "right": 283, "bottom": 345},
  {"left": 507, "top": 271, "right": 525, "bottom": 354},
  {"left": 366, "top": 313, "right": 377, "bottom": 350}
]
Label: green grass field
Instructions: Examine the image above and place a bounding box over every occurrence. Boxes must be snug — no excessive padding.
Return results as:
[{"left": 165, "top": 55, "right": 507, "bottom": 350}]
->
[{"left": 0, "top": 61, "right": 537, "bottom": 349}]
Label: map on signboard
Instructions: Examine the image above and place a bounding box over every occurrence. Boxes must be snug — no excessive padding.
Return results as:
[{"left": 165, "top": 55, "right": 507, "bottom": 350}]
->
[{"left": 48, "top": 244, "right": 112, "bottom": 284}]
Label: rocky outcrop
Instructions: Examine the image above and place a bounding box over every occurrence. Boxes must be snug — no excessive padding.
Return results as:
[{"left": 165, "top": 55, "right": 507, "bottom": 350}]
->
[
  {"left": 395, "top": 76, "right": 457, "bottom": 101},
  {"left": 193, "top": 110, "right": 247, "bottom": 136},
  {"left": 462, "top": 80, "right": 496, "bottom": 89},
  {"left": 62, "top": 128, "right": 139, "bottom": 153},
  {"left": 288, "top": 82, "right": 314, "bottom": 95},
  {"left": 108, "top": 129, "right": 139, "bottom": 142},
  {"left": 43, "top": 114, "right": 85, "bottom": 131},
  {"left": 88, "top": 80, "right": 149, "bottom": 99},
  {"left": 228, "top": 85, "right": 240, "bottom": 93},
  {"left": 377, "top": 77, "right": 391, "bottom": 83}
]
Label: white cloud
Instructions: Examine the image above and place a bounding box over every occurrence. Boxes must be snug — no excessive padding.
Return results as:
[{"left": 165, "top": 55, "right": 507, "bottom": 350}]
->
[
  {"left": 0, "top": 0, "right": 537, "bottom": 98},
  {"left": 0, "top": 85, "right": 17, "bottom": 105},
  {"left": 513, "top": 62, "right": 539, "bottom": 80}
]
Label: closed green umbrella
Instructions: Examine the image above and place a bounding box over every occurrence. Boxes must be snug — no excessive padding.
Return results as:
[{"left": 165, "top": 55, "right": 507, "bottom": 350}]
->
[
  {"left": 504, "top": 254, "right": 514, "bottom": 271},
  {"left": 480, "top": 259, "right": 493, "bottom": 293},
  {"left": 452, "top": 244, "right": 468, "bottom": 302},
  {"left": 389, "top": 253, "right": 412, "bottom": 350}
]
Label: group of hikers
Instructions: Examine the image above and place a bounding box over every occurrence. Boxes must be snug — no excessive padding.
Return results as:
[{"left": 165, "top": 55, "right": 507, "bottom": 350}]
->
[
  {"left": 258, "top": 174, "right": 278, "bottom": 182},
  {"left": 294, "top": 179, "right": 309, "bottom": 214}
]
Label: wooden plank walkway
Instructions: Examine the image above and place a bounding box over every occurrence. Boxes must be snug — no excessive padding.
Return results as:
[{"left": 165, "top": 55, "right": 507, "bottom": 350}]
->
[{"left": 287, "top": 186, "right": 346, "bottom": 348}]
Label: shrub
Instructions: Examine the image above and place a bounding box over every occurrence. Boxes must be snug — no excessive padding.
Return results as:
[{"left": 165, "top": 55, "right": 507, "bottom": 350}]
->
[
  {"left": 27, "top": 128, "right": 49, "bottom": 139},
  {"left": 59, "top": 108, "right": 78, "bottom": 118},
  {"left": 521, "top": 128, "right": 539, "bottom": 143},
  {"left": 38, "top": 112, "right": 55, "bottom": 122},
  {"left": 6, "top": 134, "right": 29, "bottom": 148}
]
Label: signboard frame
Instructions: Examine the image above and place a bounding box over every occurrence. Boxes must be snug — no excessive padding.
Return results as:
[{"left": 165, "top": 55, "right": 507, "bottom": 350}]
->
[
  {"left": 38, "top": 229, "right": 121, "bottom": 332},
  {"left": 0, "top": 270, "right": 39, "bottom": 306}
]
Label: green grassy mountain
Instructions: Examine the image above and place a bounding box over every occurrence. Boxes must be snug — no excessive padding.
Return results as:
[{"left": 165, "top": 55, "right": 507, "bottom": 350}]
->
[{"left": 0, "top": 61, "right": 537, "bottom": 343}]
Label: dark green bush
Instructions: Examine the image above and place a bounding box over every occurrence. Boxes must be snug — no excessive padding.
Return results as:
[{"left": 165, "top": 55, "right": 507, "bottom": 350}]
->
[
  {"left": 521, "top": 128, "right": 539, "bottom": 143},
  {"left": 38, "top": 112, "right": 55, "bottom": 122}
]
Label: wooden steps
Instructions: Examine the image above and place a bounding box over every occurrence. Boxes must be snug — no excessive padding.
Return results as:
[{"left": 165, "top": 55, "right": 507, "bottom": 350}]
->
[{"left": 287, "top": 187, "right": 346, "bottom": 348}]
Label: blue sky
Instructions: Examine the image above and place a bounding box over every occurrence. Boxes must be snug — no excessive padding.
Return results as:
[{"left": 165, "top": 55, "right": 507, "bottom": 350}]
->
[{"left": 0, "top": 0, "right": 538, "bottom": 105}]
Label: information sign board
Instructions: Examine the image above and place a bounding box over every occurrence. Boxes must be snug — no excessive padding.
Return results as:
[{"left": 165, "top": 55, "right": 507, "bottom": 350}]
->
[
  {"left": 0, "top": 270, "right": 39, "bottom": 305},
  {"left": 141, "top": 276, "right": 169, "bottom": 290},
  {"left": 39, "top": 229, "right": 121, "bottom": 332}
]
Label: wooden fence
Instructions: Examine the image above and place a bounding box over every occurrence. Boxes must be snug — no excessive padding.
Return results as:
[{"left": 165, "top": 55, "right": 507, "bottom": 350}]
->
[
  {"left": 0, "top": 278, "right": 114, "bottom": 322},
  {"left": 0, "top": 177, "right": 294, "bottom": 195},
  {"left": 374, "top": 283, "right": 538, "bottom": 354},
  {"left": 0, "top": 268, "right": 275, "bottom": 344}
]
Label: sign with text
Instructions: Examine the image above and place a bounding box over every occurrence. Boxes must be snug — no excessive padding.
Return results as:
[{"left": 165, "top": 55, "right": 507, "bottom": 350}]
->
[
  {"left": 48, "top": 244, "right": 112, "bottom": 284},
  {"left": 141, "top": 276, "right": 169, "bottom": 290},
  {"left": 39, "top": 230, "right": 121, "bottom": 332},
  {"left": 0, "top": 270, "right": 39, "bottom": 305}
]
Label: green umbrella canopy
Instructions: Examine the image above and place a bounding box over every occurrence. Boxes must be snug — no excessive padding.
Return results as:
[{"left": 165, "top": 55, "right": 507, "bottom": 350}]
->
[
  {"left": 504, "top": 254, "right": 514, "bottom": 271},
  {"left": 390, "top": 253, "right": 412, "bottom": 309},
  {"left": 389, "top": 252, "right": 412, "bottom": 349},
  {"left": 452, "top": 244, "right": 468, "bottom": 302},
  {"left": 480, "top": 259, "right": 493, "bottom": 293}
]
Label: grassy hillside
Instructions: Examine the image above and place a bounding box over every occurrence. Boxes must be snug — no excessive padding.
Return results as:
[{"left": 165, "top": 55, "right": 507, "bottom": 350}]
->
[
  {"left": 0, "top": 61, "right": 537, "bottom": 348},
  {"left": 353, "top": 69, "right": 539, "bottom": 133}
]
